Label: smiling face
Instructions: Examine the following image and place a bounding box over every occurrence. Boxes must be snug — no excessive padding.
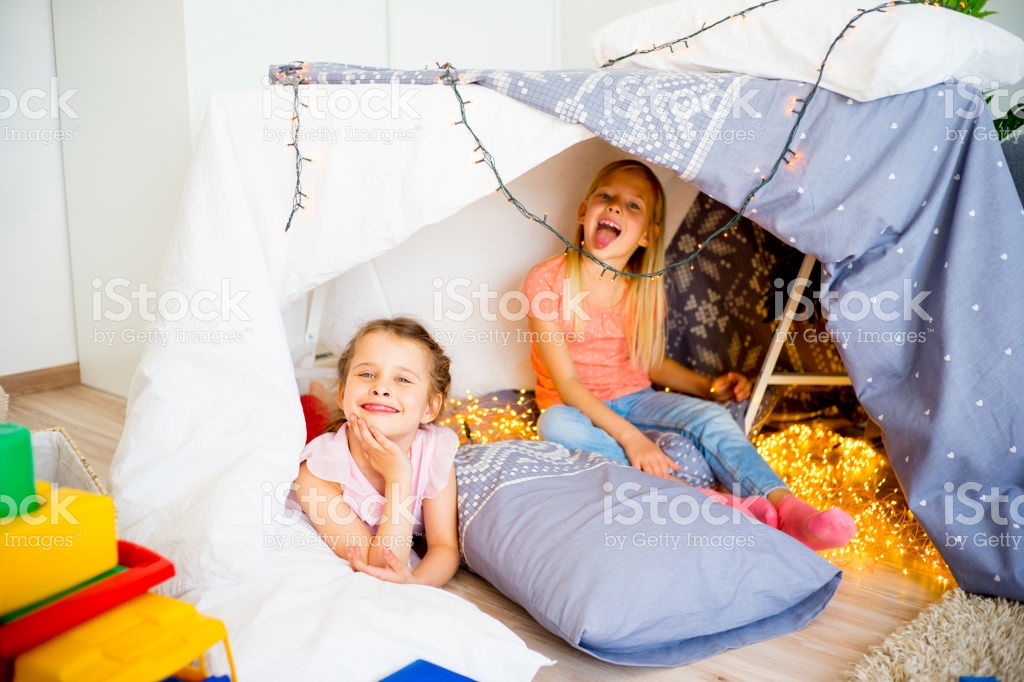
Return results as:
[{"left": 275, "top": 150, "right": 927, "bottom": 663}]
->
[
  {"left": 577, "top": 168, "right": 658, "bottom": 267},
  {"left": 338, "top": 331, "right": 442, "bottom": 446}
]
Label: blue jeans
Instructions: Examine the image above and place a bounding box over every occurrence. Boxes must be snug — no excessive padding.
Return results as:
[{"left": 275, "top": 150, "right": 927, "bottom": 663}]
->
[{"left": 537, "top": 388, "right": 787, "bottom": 497}]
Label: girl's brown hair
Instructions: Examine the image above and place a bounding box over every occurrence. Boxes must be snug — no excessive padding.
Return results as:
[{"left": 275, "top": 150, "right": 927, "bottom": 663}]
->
[
  {"left": 565, "top": 160, "right": 668, "bottom": 372},
  {"left": 324, "top": 317, "right": 452, "bottom": 432}
]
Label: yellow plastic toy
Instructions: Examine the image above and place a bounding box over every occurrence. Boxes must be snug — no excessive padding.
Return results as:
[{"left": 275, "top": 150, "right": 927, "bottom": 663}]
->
[
  {"left": 12, "top": 592, "right": 238, "bottom": 682},
  {"left": 0, "top": 481, "right": 118, "bottom": 617}
]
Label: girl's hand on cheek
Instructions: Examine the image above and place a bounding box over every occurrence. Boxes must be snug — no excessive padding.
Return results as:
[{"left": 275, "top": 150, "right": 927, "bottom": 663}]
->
[{"left": 349, "top": 416, "right": 411, "bottom": 481}]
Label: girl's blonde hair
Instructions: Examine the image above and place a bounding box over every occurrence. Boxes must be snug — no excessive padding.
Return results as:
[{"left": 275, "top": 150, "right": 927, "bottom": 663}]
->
[
  {"left": 566, "top": 160, "right": 667, "bottom": 372},
  {"left": 324, "top": 317, "right": 452, "bottom": 432}
]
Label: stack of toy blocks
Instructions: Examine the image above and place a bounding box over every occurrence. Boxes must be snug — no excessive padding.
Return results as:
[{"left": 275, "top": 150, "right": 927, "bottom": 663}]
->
[{"left": 0, "top": 423, "right": 237, "bottom": 682}]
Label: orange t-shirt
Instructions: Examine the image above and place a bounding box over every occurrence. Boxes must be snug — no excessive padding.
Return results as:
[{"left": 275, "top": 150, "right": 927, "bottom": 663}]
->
[{"left": 523, "top": 255, "right": 652, "bottom": 409}]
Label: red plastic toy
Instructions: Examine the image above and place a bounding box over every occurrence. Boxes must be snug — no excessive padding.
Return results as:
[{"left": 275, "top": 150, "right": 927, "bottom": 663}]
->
[{"left": 0, "top": 541, "right": 174, "bottom": 670}]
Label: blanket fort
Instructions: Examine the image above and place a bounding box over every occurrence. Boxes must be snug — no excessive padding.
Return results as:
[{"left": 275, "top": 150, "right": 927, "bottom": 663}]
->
[{"left": 271, "top": 63, "right": 1024, "bottom": 600}]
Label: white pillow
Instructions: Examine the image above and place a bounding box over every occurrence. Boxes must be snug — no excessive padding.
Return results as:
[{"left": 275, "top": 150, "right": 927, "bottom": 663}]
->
[{"left": 592, "top": 0, "right": 1024, "bottom": 102}]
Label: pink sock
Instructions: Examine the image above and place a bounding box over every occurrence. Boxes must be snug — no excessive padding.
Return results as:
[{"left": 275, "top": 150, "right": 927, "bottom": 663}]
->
[
  {"left": 697, "top": 488, "right": 779, "bottom": 528},
  {"left": 776, "top": 495, "right": 857, "bottom": 551}
]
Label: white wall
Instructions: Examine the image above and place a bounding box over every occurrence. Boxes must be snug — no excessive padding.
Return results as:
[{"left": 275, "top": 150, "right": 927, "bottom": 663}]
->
[
  {"left": 988, "top": 0, "right": 1024, "bottom": 41},
  {"left": 558, "top": 0, "right": 668, "bottom": 68},
  {"left": 388, "top": 0, "right": 556, "bottom": 70},
  {"left": 51, "top": 0, "right": 193, "bottom": 396},
  {"left": 181, "top": 0, "right": 390, "bottom": 146},
  {"left": 0, "top": 0, "right": 78, "bottom": 376}
]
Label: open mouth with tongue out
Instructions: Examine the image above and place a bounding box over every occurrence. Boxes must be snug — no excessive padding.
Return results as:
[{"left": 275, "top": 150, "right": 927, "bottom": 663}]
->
[{"left": 593, "top": 219, "right": 621, "bottom": 250}]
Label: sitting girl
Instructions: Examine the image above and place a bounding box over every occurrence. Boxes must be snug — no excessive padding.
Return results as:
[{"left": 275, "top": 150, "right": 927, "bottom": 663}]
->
[
  {"left": 523, "top": 159, "right": 856, "bottom": 551},
  {"left": 292, "top": 317, "right": 460, "bottom": 586}
]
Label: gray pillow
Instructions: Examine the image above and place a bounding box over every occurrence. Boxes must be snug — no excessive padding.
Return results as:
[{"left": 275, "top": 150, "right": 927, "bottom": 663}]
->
[
  {"left": 455, "top": 439, "right": 841, "bottom": 666},
  {"left": 643, "top": 398, "right": 752, "bottom": 488},
  {"left": 643, "top": 430, "right": 715, "bottom": 488}
]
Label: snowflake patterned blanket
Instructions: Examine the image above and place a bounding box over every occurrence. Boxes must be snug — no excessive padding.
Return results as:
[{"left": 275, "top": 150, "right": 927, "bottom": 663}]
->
[{"left": 274, "top": 63, "right": 1024, "bottom": 600}]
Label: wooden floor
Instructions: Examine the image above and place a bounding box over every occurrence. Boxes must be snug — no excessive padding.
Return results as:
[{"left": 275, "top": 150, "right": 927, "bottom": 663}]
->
[{"left": 7, "top": 385, "right": 948, "bottom": 681}]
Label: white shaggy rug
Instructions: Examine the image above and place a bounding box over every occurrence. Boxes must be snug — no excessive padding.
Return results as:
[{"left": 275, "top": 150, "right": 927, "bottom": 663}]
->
[{"left": 846, "top": 588, "right": 1024, "bottom": 682}]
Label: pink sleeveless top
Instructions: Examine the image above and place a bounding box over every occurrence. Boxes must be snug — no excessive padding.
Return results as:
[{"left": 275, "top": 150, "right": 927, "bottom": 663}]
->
[{"left": 523, "top": 255, "right": 652, "bottom": 409}]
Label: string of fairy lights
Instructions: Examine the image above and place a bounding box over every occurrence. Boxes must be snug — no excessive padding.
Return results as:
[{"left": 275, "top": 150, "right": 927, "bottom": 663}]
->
[
  {"left": 753, "top": 423, "right": 950, "bottom": 582},
  {"left": 438, "top": 0, "right": 948, "bottom": 278},
  {"left": 277, "top": 64, "right": 312, "bottom": 232},
  {"left": 438, "top": 393, "right": 951, "bottom": 584},
  {"left": 275, "top": 0, "right": 953, "bottom": 280},
  {"left": 600, "top": 0, "right": 783, "bottom": 68}
]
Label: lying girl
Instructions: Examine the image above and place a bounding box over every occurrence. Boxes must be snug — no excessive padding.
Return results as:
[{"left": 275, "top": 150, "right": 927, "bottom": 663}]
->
[{"left": 292, "top": 317, "right": 460, "bottom": 586}]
